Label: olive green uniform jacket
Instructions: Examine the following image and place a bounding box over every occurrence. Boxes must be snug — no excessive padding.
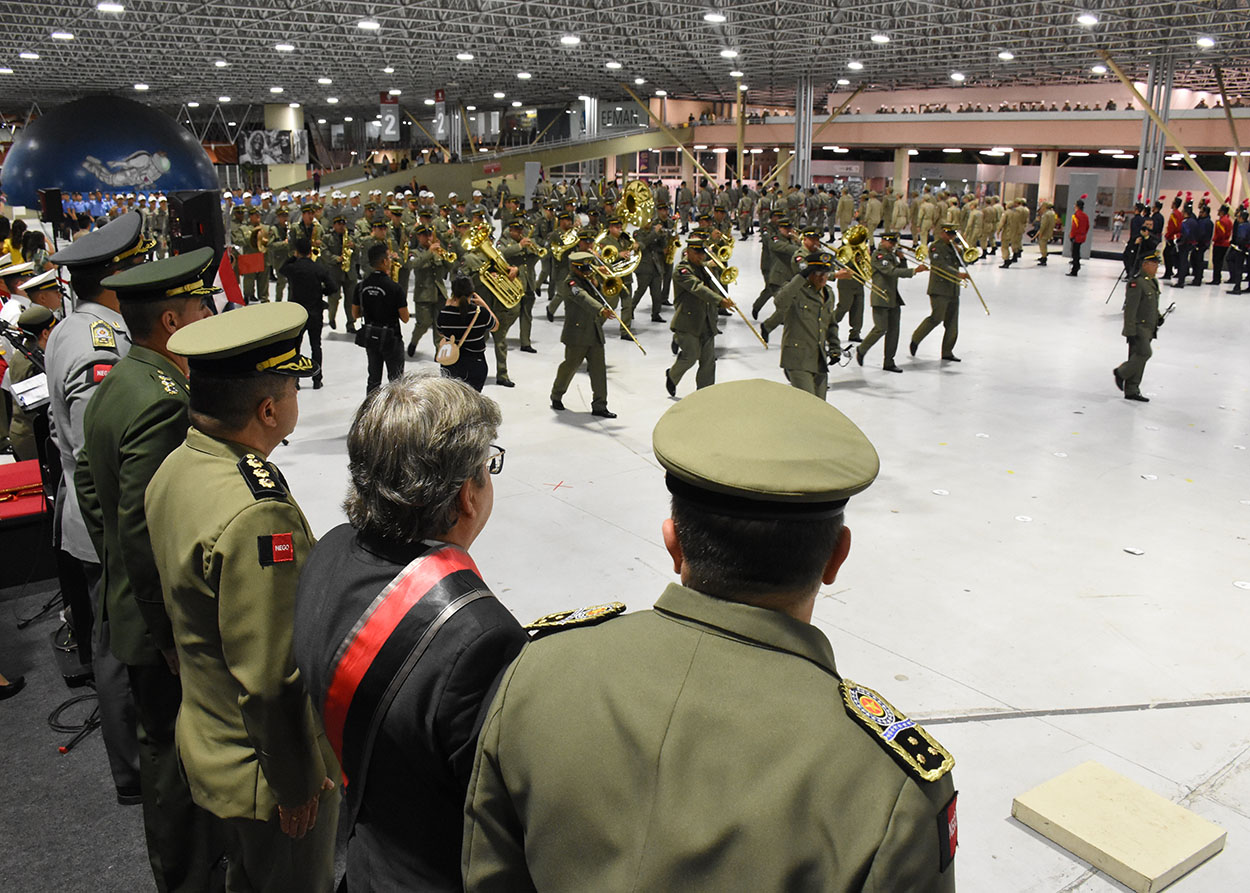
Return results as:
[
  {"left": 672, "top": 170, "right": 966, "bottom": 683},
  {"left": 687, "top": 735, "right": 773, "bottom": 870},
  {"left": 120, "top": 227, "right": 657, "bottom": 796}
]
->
[
  {"left": 463, "top": 583, "right": 957, "bottom": 892},
  {"left": 870, "top": 248, "right": 916, "bottom": 308},
  {"left": 75, "top": 346, "right": 188, "bottom": 665},
  {"left": 146, "top": 428, "right": 337, "bottom": 820},
  {"left": 927, "top": 240, "right": 962, "bottom": 300},
  {"left": 779, "top": 277, "right": 839, "bottom": 373},
  {"left": 669, "top": 263, "right": 722, "bottom": 337},
  {"left": 1122, "top": 273, "right": 1161, "bottom": 339}
]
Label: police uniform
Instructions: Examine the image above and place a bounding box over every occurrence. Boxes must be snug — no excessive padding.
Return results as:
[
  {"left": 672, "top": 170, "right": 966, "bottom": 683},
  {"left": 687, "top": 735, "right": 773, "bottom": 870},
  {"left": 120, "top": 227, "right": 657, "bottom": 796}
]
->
[
  {"left": 1113, "top": 251, "right": 1164, "bottom": 402},
  {"left": 75, "top": 249, "right": 220, "bottom": 890},
  {"left": 856, "top": 233, "right": 915, "bottom": 373},
  {"left": 910, "top": 227, "right": 964, "bottom": 362},
  {"left": 464, "top": 378, "right": 957, "bottom": 892},
  {"left": 46, "top": 215, "right": 150, "bottom": 800},
  {"left": 666, "top": 237, "right": 728, "bottom": 394},
  {"left": 549, "top": 252, "right": 615, "bottom": 417},
  {"left": 146, "top": 303, "right": 339, "bottom": 893}
]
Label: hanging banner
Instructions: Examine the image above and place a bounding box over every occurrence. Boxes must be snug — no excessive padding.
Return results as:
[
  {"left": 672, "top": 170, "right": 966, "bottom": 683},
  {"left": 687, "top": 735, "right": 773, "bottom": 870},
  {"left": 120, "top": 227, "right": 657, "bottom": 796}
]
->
[
  {"left": 379, "top": 93, "right": 400, "bottom": 144},
  {"left": 434, "top": 88, "right": 448, "bottom": 140}
]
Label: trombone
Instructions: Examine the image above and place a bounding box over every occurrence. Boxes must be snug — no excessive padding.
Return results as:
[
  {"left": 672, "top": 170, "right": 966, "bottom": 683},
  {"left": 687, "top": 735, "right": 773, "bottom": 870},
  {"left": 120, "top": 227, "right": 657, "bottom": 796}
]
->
[
  {"left": 691, "top": 248, "right": 768, "bottom": 349},
  {"left": 900, "top": 242, "right": 990, "bottom": 316},
  {"left": 819, "top": 241, "right": 891, "bottom": 303},
  {"left": 704, "top": 241, "right": 740, "bottom": 286},
  {"left": 583, "top": 265, "right": 646, "bottom": 355}
]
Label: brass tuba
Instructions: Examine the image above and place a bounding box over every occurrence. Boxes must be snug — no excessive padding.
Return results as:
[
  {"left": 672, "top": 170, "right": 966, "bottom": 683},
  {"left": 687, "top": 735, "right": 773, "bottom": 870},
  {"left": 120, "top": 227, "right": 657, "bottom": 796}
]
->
[
  {"left": 462, "top": 223, "right": 526, "bottom": 308},
  {"left": 619, "top": 180, "right": 655, "bottom": 230}
]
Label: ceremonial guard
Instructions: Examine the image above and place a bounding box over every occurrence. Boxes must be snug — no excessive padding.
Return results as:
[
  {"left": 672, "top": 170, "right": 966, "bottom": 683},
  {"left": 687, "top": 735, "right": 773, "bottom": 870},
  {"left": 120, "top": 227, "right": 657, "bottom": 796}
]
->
[
  {"left": 1113, "top": 250, "right": 1165, "bottom": 402},
  {"left": 737, "top": 189, "right": 755, "bottom": 240},
  {"left": 146, "top": 303, "right": 339, "bottom": 893},
  {"left": 1162, "top": 196, "right": 1184, "bottom": 279},
  {"left": 405, "top": 224, "right": 453, "bottom": 359},
  {"left": 1227, "top": 206, "right": 1249, "bottom": 294},
  {"left": 76, "top": 249, "right": 218, "bottom": 892},
  {"left": 856, "top": 232, "right": 925, "bottom": 373},
  {"left": 1067, "top": 197, "right": 1090, "bottom": 277},
  {"left": 890, "top": 190, "right": 910, "bottom": 236},
  {"left": 46, "top": 216, "right": 150, "bottom": 805},
  {"left": 665, "top": 236, "right": 735, "bottom": 396},
  {"left": 910, "top": 225, "right": 968, "bottom": 363},
  {"left": 778, "top": 252, "right": 847, "bottom": 398},
  {"left": 463, "top": 379, "right": 957, "bottom": 892},
  {"left": 550, "top": 252, "right": 618, "bottom": 418}
]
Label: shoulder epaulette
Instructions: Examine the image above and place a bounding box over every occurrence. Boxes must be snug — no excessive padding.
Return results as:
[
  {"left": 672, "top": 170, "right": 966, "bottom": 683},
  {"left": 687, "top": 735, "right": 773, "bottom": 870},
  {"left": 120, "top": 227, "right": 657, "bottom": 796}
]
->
[
  {"left": 237, "top": 453, "right": 288, "bottom": 500},
  {"left": 525, "top": 602, "right": 625, "bottom": 639},
  {"left": 155, "top": 370, "right": 182, "bottom": 396},
  {"left": 841, "top": 679, "right": 953, "bottom": 782}
]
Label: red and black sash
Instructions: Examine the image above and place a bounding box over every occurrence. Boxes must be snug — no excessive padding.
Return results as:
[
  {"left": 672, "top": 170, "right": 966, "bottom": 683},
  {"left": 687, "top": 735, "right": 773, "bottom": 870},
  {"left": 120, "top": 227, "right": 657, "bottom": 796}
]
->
[{"left": 322, "top": 542, "right": 491, "bottom": 793}]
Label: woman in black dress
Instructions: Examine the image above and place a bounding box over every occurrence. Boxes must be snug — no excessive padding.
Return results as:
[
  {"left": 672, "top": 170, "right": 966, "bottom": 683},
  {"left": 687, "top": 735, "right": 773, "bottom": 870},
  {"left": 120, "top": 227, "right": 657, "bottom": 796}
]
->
[{"left": 437, "top": 276, "right": 498, "bottom": 391}]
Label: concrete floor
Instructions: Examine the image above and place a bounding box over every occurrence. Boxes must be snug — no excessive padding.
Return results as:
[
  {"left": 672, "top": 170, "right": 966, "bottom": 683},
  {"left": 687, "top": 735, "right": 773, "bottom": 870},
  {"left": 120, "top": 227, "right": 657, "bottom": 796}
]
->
[{"left": 4, "top": 230, "right": 1247, "bottom": 890}]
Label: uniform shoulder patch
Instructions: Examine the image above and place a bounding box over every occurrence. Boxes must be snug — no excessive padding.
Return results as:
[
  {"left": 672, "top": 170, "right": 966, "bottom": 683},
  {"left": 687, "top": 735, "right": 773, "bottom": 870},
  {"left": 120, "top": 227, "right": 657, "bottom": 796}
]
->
[
  {"left": 90, "top": 320, "right": 118, "bottom": 350},
  {"left": 257, "top": 532, "right": 295, "bottom": 566},
  {"left": 237, "top": 453, "right": 288, "bottom": 500},
  {"left": 525, "top": 602, "right": 626, "bottom": 638},
  {"left": 841, "top": 679, "right": 954, "bottom": 782},
  {"left": 155, "top": 370, "right": 182, "bottom": 396}
]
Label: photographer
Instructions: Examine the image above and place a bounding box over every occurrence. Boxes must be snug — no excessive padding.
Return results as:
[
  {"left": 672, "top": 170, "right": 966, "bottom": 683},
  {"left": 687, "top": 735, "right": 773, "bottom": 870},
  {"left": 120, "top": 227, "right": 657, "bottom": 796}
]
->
[{"left": 352, "top": 242, "right": 408, "bottom": 394}]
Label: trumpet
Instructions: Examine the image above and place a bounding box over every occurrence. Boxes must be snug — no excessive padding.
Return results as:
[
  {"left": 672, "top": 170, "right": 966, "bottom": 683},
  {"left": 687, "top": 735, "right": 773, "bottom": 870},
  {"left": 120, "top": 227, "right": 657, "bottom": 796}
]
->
[
  {"left": 431, "top": 238, "right": 457, "bottom": 265},
  {"left": 521, "top": 227, "right": 547, "bottom": 258}
]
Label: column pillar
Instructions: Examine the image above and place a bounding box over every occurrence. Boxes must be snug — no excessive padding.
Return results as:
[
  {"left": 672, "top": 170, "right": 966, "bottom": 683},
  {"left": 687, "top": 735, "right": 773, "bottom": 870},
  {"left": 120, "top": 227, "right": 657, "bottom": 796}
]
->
[
  {"left": 893, "top": 147, "right": 911, "bottom": 194},
  {"left": 1149, "top": 60, "right": 1175, "bottom": 202},
  {"left": 679, "top": 146, "right": 694, "bottom": 190},
  {"left": 792, "top": 76, "right": 813, "bottom": 187},
  {"left": 584, "top": 97, "right": 598, "bottom": 138},
  {"left": 604, "top": 153, "right": 617, "bottom": 184},
  {"left": 1133, "top": 58, "right": 1158, "bottom": 203},
  {"left": 264, "top": 104, "right": 305, "bottom": 189},
  {"left": 1039, "top": 150, "right": 1059, "bottom": 203}
]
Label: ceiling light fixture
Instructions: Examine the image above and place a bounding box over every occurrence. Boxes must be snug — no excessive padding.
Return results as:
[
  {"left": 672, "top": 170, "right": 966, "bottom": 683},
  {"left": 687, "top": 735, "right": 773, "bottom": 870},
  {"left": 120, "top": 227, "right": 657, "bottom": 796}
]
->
[
  {"left": 269, "top": 86, "right": 283, "bottom": 93},
  {"left": 837, "top": 78, "right": 850, "bottom": 86},
  {"left": 1098, "top": 148, "right": 1120, "bottom": 154},
  {"left": 517, "top": 71, "right": 531, "bottom": 79},
  {"left": 326, "top": 97, "right": 338, "bottom": 103},
  {"left": 457, "top": 52, "right": 475, "bottom": 61},
  {"left": 317, "top": 77, "right": 332, "bottom": 85},
  {"left": 214, "top": 59, "right": 229, "bottom": 68},
  {"left": 19, "top": 52, "right": 39, "bottom": 60},
  {"left": 357, "top": 18, "right": 380, "bottom": 30},
  {"left": 1091, "top": 64, "right": 1107, "bottom": 74},
  {"left": 950, "top": 72, "right": 965, "bottom": 81},
  {"left": 187, "top": 101, "right": 199, "bottom": 107},
  {"left": 227, "top": 121, "right": 236, "bottom": 126},
  {"left": 847, "top": 60, "right": 863, "bottom": 70},
  {"left": 96, "top": 1, "right": 124, "bottom": 11},
  {"left": 1077, "top": 13, "right": 1099, "bottom": 26},
  {"left": 1196, "top": 36, "right": 1215, "bottom": 49},
  {"left": 739, "top": 84, "right": 748, "bottom": 91},
  {"left": 605, "top": 60, "right": 622, "bottom": 69},
  {"left": 943, "top": 147, "right": 962, "bottom": 153},
  {"left": 720, "top": 49, "right": 739, "bottom": 58},
  {"left": 51, "top": 31, "right": 74, "bottom": 40},
  {"left": 466, "top": 104, "right": 477, "bottom": 110},
  {"left": 344, "top": 116, "right": 353, "bottom": 122},
  {"left": 1068, "top": 151, "right": 1089, "bottom": 156},
  {"left": 871, "top": 34, "right": 890, "bottom": 44},
  {"left": 560, "top": 34, "right": 580, "bottom": 45},
  {"left": 998, "top": 50, "right": 1015, "bottom": 61},
  {"left": 1113, "top": 153, "right": 1134, "bottom": 159},
  {"left": 728, "top": 70, "right": 743, "bottom": 78},
  {"left": 703, "top": 12, "right": 727, "bottom": 23},
  {"left": 388, "top": 88, "right": 401, "bottom": 95},
  {"left": 511, "top": 100, "right": 522, "bottom": 107},
  {"left": 134, "top": 83, "right": 149, "bottom": 91},
  {"left": 288, "top": 102, "right": 300, "bottom": 108},
  {"left": 218, "top": 95, "right": 230, "bottom": 102},
  {"left": 317, "top": 118, "right": 326, "bottom": 124},
  {"left": 1020, "top": 152, "right": 1038, "bottom": 158},
  {"left": 494, "top": 91, "right": 506, "bottom": 98},
  {"left": 275, "top": 43, "right": 294, "bottom": 52},
  {"left": 634, "top": 77, "right": 646, "bottom": 85},
  {"left": 382, "top": 66, "right": 394, "bottom": 74},
  {"left": 655, "top": 89, "right": 667, "bottom": 96},
  {"left": 907, "top": 149, "right": 919, "bottom": 155},
  {"left": 423, "top": 98, "right": 435, "bottom": 105}
]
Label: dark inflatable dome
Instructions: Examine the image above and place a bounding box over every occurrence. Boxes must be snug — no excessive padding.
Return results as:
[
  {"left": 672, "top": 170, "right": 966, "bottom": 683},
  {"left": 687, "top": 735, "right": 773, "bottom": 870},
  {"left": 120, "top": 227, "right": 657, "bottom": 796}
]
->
[{"left": 1, "top": 95, "right": 218, "bottom": 206}]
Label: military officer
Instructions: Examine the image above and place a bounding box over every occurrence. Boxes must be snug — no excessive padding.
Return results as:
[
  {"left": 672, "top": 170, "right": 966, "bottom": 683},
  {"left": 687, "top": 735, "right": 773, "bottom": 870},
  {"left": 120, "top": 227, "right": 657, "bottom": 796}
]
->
[
  {"left": 856, "top": 232, "right": 926, "bottom": 373},
  {"left": 149, "top": 197, "right": 169, "bottom": 259},
  {"left": 75, "top": 249, "right": 219, "bottom": 891},
  {"left": 760, "top": 225, "right": 822, "bottom": 342},
  {"left": 290, "top": 204, "right": 323, "bottom": 262},
  {"left": 238, "top": 208, "right": 269, "bottom": 302},
  {"left": 778, "top": 252, "right": 849, "bottom": 398},
  {"left": 463, "top": 378, "right": 958, "bottom": 892},
  {"left": 632, "top": 213, "right": 672, "bottom": 323},
  {"left": 597, "top": 217, "right": 637, "bottom": 340},
  {"left": 676, "top": 180, "right": 694, "bottom": 233},
  {"left": 549, "top": 252, "right": 618, "bottom": 418},
  {"left": 998, "top": 199, "right": 1021, "bottom": 267},
  {"left": 910, "top": 225, "right": 968, "bottom": 363},
  {"left": 266, "top": 209, "right": 293, "bottom": 302},
  {"left": 405, "top": 224, "right": 453, "bottom": 358},
  {"left": 545, "top": 216, "right": 588, "bottom": 319},
  {"left": 754, "top": 217, "right": 801, "bottom": 331},
  {"left": 834, "top": 253, "right": 866, "bottom": 346},
  {"left": 146, "top": 303, "right": 339, "bottom": 893},
  {"left": 46, "top": 214, "right": 151, "bottom": 803},
  {"left": 321, "top": 216, "right": 353, "bottom": 331},
  {"left": 509, "top": 219, "right": 542, "bottom": 353},
  {"left": 487, "top": 220, "right": 531, "bottom": 387},
  {"left": 835, "top": 188, "right": 854, "bottom": 236},
  {"left": 666, "top": 235, "right": 735, "bottom": 396},
  {"left": 2, "top": 304, "right": 55, "bottom": 461},
  {"left": 1113, "top": 249, "right": 1165, "bottom": 402},
  {"left": 736, "top": 188, "right": 755, "bottom": 240}
]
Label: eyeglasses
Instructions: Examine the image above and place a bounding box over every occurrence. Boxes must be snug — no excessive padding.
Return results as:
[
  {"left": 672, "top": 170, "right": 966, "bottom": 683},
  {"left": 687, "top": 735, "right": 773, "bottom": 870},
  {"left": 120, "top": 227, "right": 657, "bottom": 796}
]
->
[{"left": 486, "top": 445, "right": 506, "bottom": 475}]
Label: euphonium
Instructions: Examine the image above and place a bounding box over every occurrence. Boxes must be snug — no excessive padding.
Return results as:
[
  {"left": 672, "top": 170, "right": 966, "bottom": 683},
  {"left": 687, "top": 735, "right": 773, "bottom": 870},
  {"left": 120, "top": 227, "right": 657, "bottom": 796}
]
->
[
  {"left": 551, "top": 227, "right": 580, "bottom": 260},
  {"left": 619, "top": 180, "right": 655, "bottom": 230},
  {"left": 463, "top": 223, "right": 526, "bottom": 308}
]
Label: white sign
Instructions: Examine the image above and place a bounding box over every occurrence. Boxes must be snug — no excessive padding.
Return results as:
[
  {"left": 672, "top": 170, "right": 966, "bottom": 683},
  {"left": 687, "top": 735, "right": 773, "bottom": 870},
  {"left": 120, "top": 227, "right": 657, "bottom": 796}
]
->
[
  {"left": 379, "top": 104, "right": 400, "bottom": 143},
  {"left": 600, "top": 108, "right": 642, "bottom": 129}
]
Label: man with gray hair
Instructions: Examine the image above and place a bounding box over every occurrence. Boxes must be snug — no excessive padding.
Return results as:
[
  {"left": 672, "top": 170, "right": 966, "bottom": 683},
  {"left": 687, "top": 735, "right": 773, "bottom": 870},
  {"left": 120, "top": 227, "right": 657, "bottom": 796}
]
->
[{"left": 293, "top": 373, "right": 527, "bottom": 892}]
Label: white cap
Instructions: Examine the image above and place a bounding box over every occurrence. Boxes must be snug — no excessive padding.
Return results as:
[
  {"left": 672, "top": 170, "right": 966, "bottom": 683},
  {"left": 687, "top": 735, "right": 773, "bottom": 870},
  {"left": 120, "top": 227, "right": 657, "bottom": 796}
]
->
[
  {"left": 18, "top": 268, "right": 59, "bottom": 292},
  {"left": 473, "top": 190, "right": 482, "bottom": 196},
  {"left": 448, "top": 191, "right": 458, "bottom": 198},
  {"left": 0, "top": 259, "right": 36, "bottom": 278},
  {"left": 278, "top": 191, "right": 290, "bottom": 201},
  {"left": 158, "top": 196, "right": 167, "bottom": 203},
  {"left": 125, "top": 192, "right": 135, "bottom": 198},
  {"left": 261, "top": 191, "right": 272, "bottom": 199},
  {"left": 0, "top": 295, "right": 26, "bottom": 324},
  {"left": 349, "top": 190, "right": 361, "bottom": 198},
  {"left": 222, "top": 191, "right": 233, "bottom": 198}
]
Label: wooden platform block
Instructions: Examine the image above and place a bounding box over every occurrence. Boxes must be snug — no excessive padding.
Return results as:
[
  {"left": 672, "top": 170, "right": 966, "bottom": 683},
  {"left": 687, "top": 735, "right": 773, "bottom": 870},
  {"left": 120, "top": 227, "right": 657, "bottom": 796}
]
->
[{"left": 1012, "top": 761, "right": 1226, "bottom": 893}]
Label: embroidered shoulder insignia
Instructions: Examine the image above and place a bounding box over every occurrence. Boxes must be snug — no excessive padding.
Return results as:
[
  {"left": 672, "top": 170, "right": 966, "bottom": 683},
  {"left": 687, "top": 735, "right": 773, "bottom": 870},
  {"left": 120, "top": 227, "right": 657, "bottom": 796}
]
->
[
  {"left": 841, "top": 679, "right": 954, "bottom": 782},
  {"left": 237, "top": 454, "right": 288, "bottom": 500},
  {"left": 525, "top": 602, "right": 626, "bottom": 638},
  {"left": 90, "top": 321, "right": 117, "bottom": 350},
  {"left": 156, "top": 371, "right": 181, "bottom": 396}
]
